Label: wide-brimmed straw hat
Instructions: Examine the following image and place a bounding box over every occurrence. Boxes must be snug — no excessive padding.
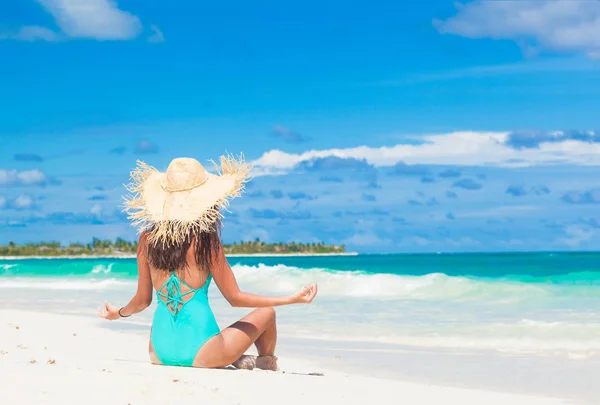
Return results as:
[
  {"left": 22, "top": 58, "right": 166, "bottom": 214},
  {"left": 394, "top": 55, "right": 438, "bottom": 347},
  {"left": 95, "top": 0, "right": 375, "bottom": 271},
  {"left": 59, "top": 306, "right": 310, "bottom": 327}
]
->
[{"left": 123, "top": 154, "right": 251, "bottom": 245}]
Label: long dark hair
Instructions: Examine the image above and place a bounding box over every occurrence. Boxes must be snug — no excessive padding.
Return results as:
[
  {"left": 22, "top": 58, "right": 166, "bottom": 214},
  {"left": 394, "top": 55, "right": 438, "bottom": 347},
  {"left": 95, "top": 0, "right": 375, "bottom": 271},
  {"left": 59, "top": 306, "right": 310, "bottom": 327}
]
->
[{"left": 146, "top": 216, "right": 222, "bottom": 273}]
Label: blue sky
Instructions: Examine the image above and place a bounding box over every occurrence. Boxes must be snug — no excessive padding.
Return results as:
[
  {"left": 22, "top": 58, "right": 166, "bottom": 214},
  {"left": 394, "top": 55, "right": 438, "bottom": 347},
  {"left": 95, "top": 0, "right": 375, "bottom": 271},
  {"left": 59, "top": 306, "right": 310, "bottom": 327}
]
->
[{"left": 1, "top": 0, "right": 600, "bottom": 252}]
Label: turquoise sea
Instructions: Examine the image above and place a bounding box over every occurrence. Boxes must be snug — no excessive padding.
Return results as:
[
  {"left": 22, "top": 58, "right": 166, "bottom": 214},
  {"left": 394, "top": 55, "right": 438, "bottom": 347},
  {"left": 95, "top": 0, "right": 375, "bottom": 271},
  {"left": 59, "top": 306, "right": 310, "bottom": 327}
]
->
[{"left": 2, "top": 252, "right": 600, "bottom": 358}]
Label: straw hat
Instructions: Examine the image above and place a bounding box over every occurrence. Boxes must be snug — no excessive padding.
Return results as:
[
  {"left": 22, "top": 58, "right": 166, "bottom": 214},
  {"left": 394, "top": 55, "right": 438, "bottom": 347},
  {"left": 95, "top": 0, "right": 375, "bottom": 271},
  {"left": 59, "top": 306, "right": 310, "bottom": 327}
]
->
[{"left": 123, "top": 154, "right": 251, "bottom": 245}]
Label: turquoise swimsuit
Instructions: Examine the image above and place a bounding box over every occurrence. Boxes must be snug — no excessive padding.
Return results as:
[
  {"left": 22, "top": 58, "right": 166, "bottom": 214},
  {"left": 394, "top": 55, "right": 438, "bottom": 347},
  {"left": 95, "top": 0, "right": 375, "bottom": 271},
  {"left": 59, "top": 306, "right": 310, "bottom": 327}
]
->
[{"left": 151, "top": 272, "right": 221, "bottom": 366}]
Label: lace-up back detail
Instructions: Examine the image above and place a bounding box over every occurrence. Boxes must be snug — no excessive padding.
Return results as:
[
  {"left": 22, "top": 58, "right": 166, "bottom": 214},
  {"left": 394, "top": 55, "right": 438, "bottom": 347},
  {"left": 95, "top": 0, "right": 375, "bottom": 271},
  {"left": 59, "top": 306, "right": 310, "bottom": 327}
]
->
[{"left": 156, "top": 272, "right": 209, "bottom": 316}]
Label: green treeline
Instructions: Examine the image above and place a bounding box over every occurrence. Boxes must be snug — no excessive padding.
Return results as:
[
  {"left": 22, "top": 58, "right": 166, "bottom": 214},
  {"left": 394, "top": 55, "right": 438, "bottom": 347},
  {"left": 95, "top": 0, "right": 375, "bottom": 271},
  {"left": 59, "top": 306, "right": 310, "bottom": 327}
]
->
[{"left": 0, "top": 238, "right": 346, "bottom": 256}]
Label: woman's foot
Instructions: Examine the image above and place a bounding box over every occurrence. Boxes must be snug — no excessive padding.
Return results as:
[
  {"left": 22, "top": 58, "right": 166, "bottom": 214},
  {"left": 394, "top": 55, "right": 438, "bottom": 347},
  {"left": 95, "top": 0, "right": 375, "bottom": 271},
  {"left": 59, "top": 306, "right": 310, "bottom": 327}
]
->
[{"left": 232, "top": 355, "right": 278, "bottom": 371}]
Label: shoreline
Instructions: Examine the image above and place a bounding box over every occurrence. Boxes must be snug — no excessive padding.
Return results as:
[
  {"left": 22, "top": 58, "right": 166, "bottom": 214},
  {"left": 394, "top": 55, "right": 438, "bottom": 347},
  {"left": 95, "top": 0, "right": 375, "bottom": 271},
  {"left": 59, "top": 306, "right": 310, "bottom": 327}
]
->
[
  {"left": 2, "top": 309, "right": 568, "bottom": 405},
  {"left": 0, "top": 252, "right": 359, "bottom": 260}
]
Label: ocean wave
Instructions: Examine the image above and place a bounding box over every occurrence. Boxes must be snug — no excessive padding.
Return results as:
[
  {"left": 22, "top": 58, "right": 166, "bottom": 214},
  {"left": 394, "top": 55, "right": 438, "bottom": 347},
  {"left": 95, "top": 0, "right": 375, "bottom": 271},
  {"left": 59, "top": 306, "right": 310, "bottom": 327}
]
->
[
  {"left": 0, "top": 278, "right": 134, "bottom": 290},
  {"left": 1, "top": 261, "right": 599, "bottom": 302},
  {"left": 228, "top": 263, "right": 564, "bottom": 302},
  {"left": 277, "top": 318, "right": 600, "bottom": 357},
  {"left": 285, "top": 331, "right": 600, "bottom": 358},
  {"left": 91, "top": 263, "right": 114, "bottom": 274}
]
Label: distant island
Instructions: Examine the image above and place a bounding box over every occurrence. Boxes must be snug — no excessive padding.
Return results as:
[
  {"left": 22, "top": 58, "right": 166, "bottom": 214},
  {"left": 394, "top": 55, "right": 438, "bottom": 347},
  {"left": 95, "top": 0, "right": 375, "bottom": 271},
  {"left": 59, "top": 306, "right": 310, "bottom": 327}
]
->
[{"left": 0, "top": 238, "right": 349, "bottom": 257}]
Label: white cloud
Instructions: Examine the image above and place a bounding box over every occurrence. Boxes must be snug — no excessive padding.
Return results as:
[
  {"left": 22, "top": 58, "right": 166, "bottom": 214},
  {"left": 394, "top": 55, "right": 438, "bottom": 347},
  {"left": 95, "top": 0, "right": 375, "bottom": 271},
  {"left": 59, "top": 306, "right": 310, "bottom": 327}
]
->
[
  {"left": 90, "top": 204, "right": 103, "bottom": 216},
  {"left": 11, "top": 194, "right": 35, "bottom": 210},
  {"left": 0, "top": 194, "right": 36, "bottom": 211},
  {"left": 0, "top": 169, "right": 50, "bottom": 186},
  {"left": 556, "top": 225, "right": 596, "bottom": 247},
  {"left": 17, "top": 170, "right": 48, "bottom": 185},
  {"left": 435, "top": 0, "right": 600, "bottom": 59},
  {"left": 2, "top": 0, "right": 142, "bottom": 42},
  {"left": 252, "top": 131, "right": 600, "bottom": 173},
  {"left": 148, "top": 25, "right": 165, "bottom": 43},
  {"left": 0, "top": 26, "right": 61, "bottom": 42}
]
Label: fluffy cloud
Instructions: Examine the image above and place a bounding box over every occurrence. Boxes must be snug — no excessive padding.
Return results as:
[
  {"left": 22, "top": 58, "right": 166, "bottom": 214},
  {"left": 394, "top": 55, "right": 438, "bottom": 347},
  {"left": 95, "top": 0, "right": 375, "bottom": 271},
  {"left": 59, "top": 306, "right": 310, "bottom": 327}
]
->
[
  {"left": 48, "top": 0, "right": 141, "bottom": 41},
  {"left": 0, "top": 194, "right": 38, "bottom": 211},
  {"left": 270, "top": 125, "right": 310, "bottom": 144},
  {"left": 9, "top": 194, "right": 36, "bottom": 210},
  {"left": 0, "top": 169, "right": 58, "bottom": 187},
  {"left": 2, "top": 0, "right": 146, "bottom": 42},
  {"left": 252, "top": 131, "right": 600, "bottom": 174},
  {"left": 445, "top": 191, "right": 458, "bottom": 199},
  {"left": 453, "top": 178, "right": 483, "bottom": 191},
  {"left": 435, "top": 0, "right": 600, "bottom": 59},
  {"left": 420, "top": 175, "right": 436, "bottom": 183},
  {"left": 561, "top": 188, "right": 600, "bottom": 204}
]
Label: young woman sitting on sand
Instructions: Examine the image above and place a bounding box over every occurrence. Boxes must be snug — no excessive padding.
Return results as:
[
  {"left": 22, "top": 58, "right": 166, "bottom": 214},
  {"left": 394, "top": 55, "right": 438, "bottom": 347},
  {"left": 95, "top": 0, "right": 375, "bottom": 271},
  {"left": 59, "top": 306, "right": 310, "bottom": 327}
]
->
[{"left": 98, "top": 155, "right": 318, "bottom": 370}]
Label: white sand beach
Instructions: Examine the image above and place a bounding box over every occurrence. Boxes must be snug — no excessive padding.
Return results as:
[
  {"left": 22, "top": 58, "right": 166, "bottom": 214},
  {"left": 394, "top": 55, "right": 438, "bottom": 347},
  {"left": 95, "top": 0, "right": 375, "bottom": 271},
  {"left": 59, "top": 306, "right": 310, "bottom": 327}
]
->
[{"left": 1, "top": 309, "right": 571, "bottom": 405}]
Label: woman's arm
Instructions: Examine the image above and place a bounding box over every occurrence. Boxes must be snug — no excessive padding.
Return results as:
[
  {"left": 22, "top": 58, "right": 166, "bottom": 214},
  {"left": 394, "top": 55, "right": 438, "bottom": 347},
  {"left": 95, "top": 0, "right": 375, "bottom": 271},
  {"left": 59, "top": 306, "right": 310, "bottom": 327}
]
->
[
  {"left": 99, "top": 233, "right": 153, "bottom": 320},
  {"left": 211, "top": 243, "right": 318, "bottom": 307}
]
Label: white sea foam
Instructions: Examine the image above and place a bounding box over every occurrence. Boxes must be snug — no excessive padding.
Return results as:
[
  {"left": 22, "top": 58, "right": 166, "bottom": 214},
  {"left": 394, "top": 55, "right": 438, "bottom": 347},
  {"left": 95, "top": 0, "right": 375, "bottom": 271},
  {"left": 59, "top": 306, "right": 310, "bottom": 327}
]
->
[
  {"left": 91, "top": 263, "right": 113, "bottom": 274},
  {"left": 0, "top": 262, "right": 590, "bottom": 304},
  {"left": 282, "top": 328, "right": 600, "bottom": 358},
  {"left": 2, "top": 262, "right": 600, "bottom": 358},
  {"left": 0, "top": 278, "right": 133, "bottom": 290},
  {"left": 228, "top": 263, "right": 555, "bottom": 302}
]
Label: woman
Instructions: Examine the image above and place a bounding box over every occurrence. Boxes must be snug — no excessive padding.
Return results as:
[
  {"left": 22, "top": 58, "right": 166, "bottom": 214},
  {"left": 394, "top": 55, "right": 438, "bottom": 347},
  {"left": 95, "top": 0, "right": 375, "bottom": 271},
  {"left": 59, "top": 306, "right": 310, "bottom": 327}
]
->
[{"left": 98, "top": 155, "right": 318, "bottom": 370}]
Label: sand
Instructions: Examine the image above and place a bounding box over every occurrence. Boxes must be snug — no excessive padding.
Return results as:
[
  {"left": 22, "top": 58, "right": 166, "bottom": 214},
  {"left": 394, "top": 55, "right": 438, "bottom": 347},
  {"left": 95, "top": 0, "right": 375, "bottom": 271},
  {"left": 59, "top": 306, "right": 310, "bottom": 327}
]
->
[{"left": 0, "top": 310, "right": 572, "bottom": 405}]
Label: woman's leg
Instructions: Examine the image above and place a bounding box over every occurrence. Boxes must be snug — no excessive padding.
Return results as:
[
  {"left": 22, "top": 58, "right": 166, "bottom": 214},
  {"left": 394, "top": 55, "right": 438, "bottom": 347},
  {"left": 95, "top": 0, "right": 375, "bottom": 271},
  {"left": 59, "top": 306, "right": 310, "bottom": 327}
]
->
[
  {"left": 148, "top": 339, "right": 162, "bottom": 365},
  {"left": 192, "top": 307, "right": 277, "bottom": 369}
]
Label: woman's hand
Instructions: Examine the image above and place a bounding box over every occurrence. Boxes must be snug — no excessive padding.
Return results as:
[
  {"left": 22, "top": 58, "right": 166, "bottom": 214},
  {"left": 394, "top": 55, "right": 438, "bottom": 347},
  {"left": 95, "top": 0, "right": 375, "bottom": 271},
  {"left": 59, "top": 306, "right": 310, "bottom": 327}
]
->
[
  {"left": 291, "top": 282, "right": 318, "bottom": 304},
  {"left": 98, "top": 301, "right": 121, "bottom": 320}
]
